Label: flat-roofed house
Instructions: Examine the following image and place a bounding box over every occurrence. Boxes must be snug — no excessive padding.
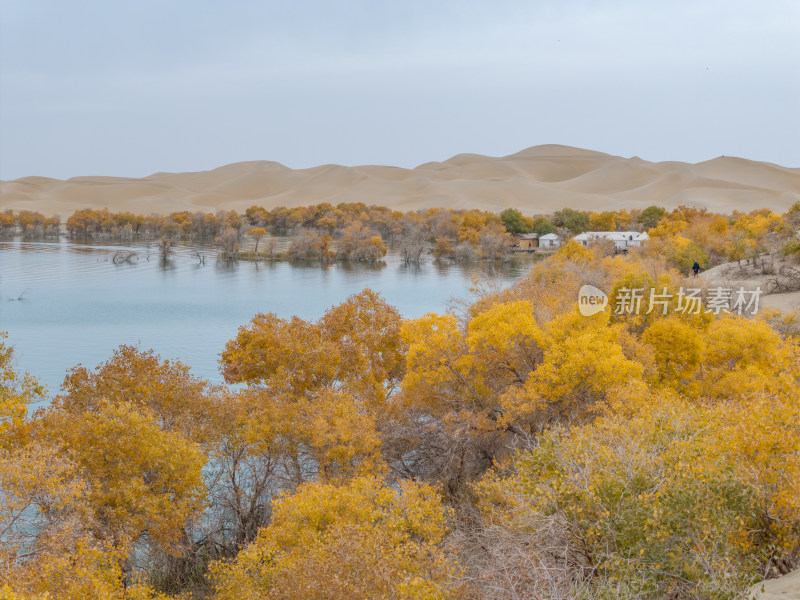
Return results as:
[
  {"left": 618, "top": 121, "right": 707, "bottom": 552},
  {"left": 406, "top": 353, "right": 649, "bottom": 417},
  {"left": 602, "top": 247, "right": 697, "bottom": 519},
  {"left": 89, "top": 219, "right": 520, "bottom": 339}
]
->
[{"left": 573, "top": 231, "right": 649, "bottom": 251}]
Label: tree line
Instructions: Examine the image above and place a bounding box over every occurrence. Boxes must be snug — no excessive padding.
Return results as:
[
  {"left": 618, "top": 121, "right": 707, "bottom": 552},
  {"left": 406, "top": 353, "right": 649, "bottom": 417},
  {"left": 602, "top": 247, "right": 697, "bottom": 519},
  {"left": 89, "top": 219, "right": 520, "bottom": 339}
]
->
[
  {"left": 2, "top": 238, "right": 800, "bottom": 598},
  {"left": 0, "top": 210, "right": 60, "bottom": 237},
  {"left": 3, "top": 202, "right": 800, "bottom": 271}
]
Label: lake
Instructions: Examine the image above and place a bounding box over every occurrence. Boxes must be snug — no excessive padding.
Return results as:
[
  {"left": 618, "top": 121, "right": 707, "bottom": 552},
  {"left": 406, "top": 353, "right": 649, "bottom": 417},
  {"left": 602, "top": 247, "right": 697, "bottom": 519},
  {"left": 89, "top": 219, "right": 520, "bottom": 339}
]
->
[{"left": 0, "top": 237, "right": 531, "bottom": 394}]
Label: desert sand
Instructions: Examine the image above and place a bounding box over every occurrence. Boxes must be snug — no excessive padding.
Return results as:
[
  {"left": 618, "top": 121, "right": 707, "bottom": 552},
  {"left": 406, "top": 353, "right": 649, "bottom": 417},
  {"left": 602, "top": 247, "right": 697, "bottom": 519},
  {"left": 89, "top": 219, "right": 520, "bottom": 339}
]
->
[
  {"left": 751, "top": 569, "right": 800, "bottom": 599},
  {"left": 699, "top": 258, "right": 800, "bottom": 316},
  {"left": 2, "top": 145, "right": 799, "bottom": 217}
]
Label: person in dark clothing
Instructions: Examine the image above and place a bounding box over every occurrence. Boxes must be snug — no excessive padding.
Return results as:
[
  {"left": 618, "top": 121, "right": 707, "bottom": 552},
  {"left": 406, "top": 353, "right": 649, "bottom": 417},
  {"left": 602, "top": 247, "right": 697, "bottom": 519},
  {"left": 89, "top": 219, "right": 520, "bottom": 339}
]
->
[{"left": 692, "top": 259, "right": 700, "bottom": 277}]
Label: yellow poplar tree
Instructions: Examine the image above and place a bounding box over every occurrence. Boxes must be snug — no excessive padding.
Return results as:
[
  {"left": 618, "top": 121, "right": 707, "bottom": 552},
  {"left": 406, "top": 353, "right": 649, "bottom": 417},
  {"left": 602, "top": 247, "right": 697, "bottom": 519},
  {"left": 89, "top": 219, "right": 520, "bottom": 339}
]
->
[{"left": 211, "top": 477, "right": 460, "bottom": 600}]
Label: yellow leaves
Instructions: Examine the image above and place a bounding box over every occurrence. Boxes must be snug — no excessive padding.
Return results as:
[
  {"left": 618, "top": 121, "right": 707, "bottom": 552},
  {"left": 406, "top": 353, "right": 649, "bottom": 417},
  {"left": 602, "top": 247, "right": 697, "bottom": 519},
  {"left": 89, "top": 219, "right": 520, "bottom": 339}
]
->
[
  {"left": 541, "top": 319, "right": 642, "bottom": 394},
  {"left": 642, "top": 206, "right": 784, "bottom": 273},
  {"left": 335, "top": 222, "right": 388, "bottom": 260},
  {"left": 648, "top": 217, "right": 686, "bottom": 239},
  {"left": 403, "top": 313, "right": 461, "bottom": 362},
  {"left": 57, "top": 345, "right": 217, "bottom": 444},
  {"left": 307, "top": 389, "right": 385, "bottom": 481},
  {"left": 218, "top": 291, "right": 403, "bottom": 487},
  {"left": 220, "top": 312, "right": 333, "bottom": 392},
  {"left": 12, "top": 347, "right": 213, "bottom": 584},
  {"left": 0, "top": 333, "right": 44, "bottom": 447},
  {"left": 500, "top": 312, "right": 643, "bottom": 427},
  {"left": 556, "top": 239, "right": 592, "bottom": 263},
  {"left": 709, "top": 394, "right": 800, "bottom": 535},
  {"left": 701, "top": 316, "right": 798, "bottom": 400},
  {"left": 16, "top": 537, "right": 148, "bottom": 600},
  {"left": 400, "top": 313, "right": 470, "bottom": 412},
  {"left": 734, "top": 209, "right": 782, "bottom": 237},
  {"left": 45, "top": 399, "right": 207, "bottom": 550},
  {"left": 3, "top": 532, "right": 169, "bottom": 600},
  {"left": 466, "top": 300, "right": 544, "bottom": 356},
  {"left": 401, "top": 302, "right": 548, "bottom": 425},
  {"left": 365, "top": 234, "right": 388, "bottom": 257},
  {"left": 11, "top": 227, "right": 800, "bottom": 597},
  {"left": 222, "top": 289, "right": 403, "bottom": 406},
  {"left": 705, "top": 316, "right": 787, "bottom": 372},
  {"left": 486, "top": 391, "right": 766, "bottom": 596},
  {"left": 401, "top": 293, "right": 649, "bottom": 471},
  {"left": 0, "top": 586, "right": 48, "bottom": 600},
  {"left": 0, "top": 441, "right": 84, "bottom": 592},
  {"left": 457, "top": 212, "right": 486, "bottom": 245},
  {"left": 212, "top": 477, "right": 459, "bottom": 600},
  {"left": 269, "top": 477, "right": 448, "bottom": 546},
  {"left": 246, "top": 227, "right": 266, "bottom": 237},
  {"left": 607, "top": 270, "right": 680, "bottom": 333},
  {"left": 639, "top": 314, "right": 800, "bottom": 400},
  {"left": 641, "top": 318, "right": 704, "bottom": 388},
  {"left": 589, "top": 211, "right": 616, "bottom": 231},
  {"left": 318, "top": 288, "right": 404, "bottom": 406}
]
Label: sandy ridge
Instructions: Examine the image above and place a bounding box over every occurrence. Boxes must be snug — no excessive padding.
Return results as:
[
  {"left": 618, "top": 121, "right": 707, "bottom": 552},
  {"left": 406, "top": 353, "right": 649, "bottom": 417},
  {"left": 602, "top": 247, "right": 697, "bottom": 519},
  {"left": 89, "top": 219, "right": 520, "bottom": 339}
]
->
[{"left": 2, "top": 145, "right": 799, "bottom": 217}]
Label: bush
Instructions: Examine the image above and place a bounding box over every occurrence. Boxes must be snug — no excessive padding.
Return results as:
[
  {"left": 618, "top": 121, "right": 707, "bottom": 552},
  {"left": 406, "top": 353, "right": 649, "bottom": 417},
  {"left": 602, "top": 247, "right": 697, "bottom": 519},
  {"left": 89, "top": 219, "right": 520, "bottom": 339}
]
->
[
  {"left": 500, "top": 209, "right": 532, "bottom": 234},
  {"left": 637, "top": 206, "right": 667, "bottom": 229}
]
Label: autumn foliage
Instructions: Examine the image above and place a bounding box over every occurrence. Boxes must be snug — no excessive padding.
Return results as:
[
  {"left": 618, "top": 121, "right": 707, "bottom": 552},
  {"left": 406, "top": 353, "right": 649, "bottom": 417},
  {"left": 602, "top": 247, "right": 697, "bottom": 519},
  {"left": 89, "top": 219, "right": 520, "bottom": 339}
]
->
[{"left": 3, "top": 229, "right": 800, "bottom": 598}]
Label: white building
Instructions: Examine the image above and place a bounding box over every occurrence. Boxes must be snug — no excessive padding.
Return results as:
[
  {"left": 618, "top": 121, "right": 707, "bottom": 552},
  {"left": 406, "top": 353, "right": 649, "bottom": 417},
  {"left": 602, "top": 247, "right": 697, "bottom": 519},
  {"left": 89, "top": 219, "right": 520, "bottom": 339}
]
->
[
  {"left": 538, "top": 233, "right": 562, "bottom": 249},
  {"left": 573, "top": 231, "right": 649, "bottom": 251}
]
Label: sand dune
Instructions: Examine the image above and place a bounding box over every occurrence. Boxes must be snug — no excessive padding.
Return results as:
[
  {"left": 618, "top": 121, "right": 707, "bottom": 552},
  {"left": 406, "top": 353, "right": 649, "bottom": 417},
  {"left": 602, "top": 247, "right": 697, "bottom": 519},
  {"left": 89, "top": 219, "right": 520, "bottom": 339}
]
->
[{"left": 2, "top": 145, "right": 799, "bottom": 217}]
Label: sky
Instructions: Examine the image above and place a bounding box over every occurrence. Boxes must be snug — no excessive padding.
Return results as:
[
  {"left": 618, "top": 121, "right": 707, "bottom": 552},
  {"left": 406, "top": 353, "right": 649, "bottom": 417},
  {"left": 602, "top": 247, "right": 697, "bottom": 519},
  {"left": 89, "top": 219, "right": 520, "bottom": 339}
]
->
[{"left": 1, "top": 0, "right": 798, "bottom": 180}]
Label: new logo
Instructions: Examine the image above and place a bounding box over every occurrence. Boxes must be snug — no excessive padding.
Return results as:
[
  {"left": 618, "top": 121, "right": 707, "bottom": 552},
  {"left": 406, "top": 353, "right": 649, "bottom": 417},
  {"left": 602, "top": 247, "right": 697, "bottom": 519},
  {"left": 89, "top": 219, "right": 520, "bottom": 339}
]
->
[{"left": 578, "top": 285, "right": 608, "bottom": 316}]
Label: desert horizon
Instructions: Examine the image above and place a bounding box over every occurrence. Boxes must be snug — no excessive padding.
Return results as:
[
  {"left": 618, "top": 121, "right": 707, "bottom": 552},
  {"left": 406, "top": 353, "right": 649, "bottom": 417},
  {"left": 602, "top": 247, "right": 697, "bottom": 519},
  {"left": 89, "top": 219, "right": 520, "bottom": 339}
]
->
[{"left": 4, "top": 143, "right": 799, "bottom": 218}]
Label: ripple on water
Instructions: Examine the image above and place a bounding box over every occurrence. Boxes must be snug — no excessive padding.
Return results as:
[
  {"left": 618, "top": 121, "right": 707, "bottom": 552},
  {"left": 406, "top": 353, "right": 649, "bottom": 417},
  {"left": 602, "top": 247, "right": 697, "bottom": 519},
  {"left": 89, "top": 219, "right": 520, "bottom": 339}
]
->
[{"left": 0, "top": 237, "right": 530, "bottom": 393}]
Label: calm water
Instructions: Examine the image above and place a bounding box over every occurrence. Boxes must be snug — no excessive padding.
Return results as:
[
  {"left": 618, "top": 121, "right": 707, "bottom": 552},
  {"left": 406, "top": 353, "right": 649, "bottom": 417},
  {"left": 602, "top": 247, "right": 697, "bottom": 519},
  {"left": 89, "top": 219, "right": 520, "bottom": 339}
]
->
[{"left": 0, "top": 238, "right": 529, "bottom": 394}]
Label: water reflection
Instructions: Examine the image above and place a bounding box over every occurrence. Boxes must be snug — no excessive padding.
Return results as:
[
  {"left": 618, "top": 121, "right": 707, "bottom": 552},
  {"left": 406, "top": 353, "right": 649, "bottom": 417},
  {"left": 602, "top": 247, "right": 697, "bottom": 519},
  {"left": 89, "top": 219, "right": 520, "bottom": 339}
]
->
[
  {"left": 213, "top": 260, "right": 239, "bottom": 273},
  {"left": 335, "top": 260, "right": 386, "bottom": 274},
  {"left": 396, "top": 262, "right": 424, "bottom": 275},
  {"left": 0, "top": 237, "right": 532, "bottom": 392},
  {"left": 158, "top": 259, "right": 179, "bottom": 274}
]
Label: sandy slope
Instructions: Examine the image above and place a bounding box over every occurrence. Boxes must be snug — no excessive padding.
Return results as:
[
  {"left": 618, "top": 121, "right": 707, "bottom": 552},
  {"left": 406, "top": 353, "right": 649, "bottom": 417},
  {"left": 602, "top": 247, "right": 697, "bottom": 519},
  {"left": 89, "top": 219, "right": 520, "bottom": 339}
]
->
[
  {"left": 698, "top": 259, "right": 800, "bottom": 315},
  {"left": 751, "top": 570, "right": 800, "bottom": 599},
  {"left": 2, "top": 145, "right": 799, "bottom": 217}
]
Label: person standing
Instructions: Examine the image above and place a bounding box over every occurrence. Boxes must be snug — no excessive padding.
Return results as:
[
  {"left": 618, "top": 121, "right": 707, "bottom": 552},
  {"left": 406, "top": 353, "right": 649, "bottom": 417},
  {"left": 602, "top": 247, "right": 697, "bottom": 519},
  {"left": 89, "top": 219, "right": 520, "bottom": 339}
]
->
[{"left": 692, "top": 259, "right": 700, "bottom": 278}]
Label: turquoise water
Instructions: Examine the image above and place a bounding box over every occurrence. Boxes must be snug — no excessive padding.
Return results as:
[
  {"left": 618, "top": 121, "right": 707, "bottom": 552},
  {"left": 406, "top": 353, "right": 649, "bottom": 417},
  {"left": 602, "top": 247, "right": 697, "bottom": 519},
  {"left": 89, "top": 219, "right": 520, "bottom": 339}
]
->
[{"left": 0, "top": 238, "right": 528, "bottom": 395}]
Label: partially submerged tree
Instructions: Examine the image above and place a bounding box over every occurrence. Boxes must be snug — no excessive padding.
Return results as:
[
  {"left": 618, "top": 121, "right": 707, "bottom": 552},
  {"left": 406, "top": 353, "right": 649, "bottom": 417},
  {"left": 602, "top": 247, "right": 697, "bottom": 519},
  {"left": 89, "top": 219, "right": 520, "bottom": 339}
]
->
[
  {"left": 216, "top": 228, "right": 240, "bottom": 261},
  {"left": 246, "top": 227, "right": 267, "bottom": 254}
]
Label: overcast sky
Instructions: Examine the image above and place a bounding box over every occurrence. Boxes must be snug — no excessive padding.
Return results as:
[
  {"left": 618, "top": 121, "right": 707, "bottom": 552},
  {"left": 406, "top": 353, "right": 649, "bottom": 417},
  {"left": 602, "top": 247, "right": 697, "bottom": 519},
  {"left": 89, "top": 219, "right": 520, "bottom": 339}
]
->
[{"left": 1, "top": 0, "right": 798, "bottom": 179}]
